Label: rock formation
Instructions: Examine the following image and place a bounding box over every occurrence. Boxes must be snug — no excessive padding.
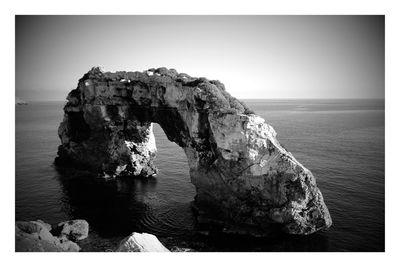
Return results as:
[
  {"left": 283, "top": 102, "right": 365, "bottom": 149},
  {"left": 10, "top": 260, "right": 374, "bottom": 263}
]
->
[
  {"left": 15, "top": 219, "right": 89, "bottom": 252},
  {"left": 56, "top": 67, "right": 332, "bottom": 235},
  {"left": 116, "top": 232, "right": 170, "bottom": 252}
]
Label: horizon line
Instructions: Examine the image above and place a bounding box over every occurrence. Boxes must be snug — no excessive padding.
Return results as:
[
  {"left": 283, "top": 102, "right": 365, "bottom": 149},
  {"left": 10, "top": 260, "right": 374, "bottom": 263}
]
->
[{"left": 20, "top": 97, "right": 385, "bottom": 103}]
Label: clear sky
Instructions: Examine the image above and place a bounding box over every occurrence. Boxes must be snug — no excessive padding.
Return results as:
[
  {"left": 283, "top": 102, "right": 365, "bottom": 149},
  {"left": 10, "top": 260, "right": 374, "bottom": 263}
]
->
[{"left": 15, "top": 15, "right": 384, "bottom": 101}]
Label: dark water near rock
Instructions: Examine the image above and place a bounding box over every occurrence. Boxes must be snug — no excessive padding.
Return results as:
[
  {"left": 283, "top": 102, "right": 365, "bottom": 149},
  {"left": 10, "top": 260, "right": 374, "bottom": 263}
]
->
[{"left": 15, "top": 99, "right": 384, "bottom": 252}]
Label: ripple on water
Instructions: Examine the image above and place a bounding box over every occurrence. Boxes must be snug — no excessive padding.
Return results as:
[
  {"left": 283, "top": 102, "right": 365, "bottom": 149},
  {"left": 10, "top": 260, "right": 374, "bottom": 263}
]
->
[{"left": 139, "top": 202, "right": 196, "bottom": 238}]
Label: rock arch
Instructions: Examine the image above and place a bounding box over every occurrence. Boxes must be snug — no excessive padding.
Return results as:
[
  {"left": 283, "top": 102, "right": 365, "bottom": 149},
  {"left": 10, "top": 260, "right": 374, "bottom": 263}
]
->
[{"left": 56, "top": 67, "right": 332, "bottom": 235}]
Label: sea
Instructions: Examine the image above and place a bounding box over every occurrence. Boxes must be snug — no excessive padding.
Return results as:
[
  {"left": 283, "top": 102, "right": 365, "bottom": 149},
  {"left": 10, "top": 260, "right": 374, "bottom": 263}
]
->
[{"left": 15, "top": 99, "right": 385, "bottom": 252}]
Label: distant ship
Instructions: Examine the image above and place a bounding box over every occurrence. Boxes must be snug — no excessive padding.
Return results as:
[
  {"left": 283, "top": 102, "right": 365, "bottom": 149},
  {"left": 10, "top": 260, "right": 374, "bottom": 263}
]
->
[{"left": 16, "top": 97, "right": 28, "bottom": 105}]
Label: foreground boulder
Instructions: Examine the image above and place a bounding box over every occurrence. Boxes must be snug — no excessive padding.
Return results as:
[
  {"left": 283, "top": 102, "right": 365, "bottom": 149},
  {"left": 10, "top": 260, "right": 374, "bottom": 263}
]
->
[
  {"left": 15, "top": 219, "right": 88, "bottom": 252},
  {"left": 56, "top": 220, "right": 89, "bottom": 241},
  {"left": 116, "top": 232, "right": 170, "bottom": 252},
  {"left": 56, "top": 67, "right": 332, "bottom": 235}
]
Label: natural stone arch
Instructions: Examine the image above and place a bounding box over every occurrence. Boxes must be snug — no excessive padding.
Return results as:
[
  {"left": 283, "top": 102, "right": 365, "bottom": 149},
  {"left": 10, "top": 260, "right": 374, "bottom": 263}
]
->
[{"left": 56, "top": 67, "right": 332, "bottom": 235}]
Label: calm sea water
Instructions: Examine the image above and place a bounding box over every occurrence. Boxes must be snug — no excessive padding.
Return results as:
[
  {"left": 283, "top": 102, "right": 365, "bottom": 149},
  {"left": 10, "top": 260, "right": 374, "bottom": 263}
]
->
[{"left": 15, "top": 99, "right": 384, "bottom": 252}]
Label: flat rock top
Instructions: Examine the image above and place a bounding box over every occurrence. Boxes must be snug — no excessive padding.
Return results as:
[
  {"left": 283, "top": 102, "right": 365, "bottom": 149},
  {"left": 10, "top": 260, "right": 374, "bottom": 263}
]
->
[{"left": 77, "top": 67, "right": 254, "bottom": 115}]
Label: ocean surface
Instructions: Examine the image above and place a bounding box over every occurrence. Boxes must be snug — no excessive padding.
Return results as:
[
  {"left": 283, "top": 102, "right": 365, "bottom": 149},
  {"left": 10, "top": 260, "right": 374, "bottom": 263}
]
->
[{"left": 15, "top": 99, "right": 385, "bottom": 252}]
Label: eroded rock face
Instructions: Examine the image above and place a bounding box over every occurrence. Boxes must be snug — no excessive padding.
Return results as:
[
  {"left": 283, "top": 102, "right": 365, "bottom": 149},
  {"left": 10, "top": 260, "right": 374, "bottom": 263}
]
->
[{"left": 56, "top": 67, "right": 332, "bottom": 235}]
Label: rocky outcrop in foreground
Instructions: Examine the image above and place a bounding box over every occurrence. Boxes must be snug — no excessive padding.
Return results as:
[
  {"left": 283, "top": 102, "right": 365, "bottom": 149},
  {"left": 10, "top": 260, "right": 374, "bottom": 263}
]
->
[
  {"left": 15, "top": 219, "right": 89, "bottom": 252},
  {"left": 56, "top": 67, "right": 332, "bottom": 235},
  {"left": 116, "top": 232, "right": 170, "bottom": 252},
  {"left": 16, "top": 219, "right": 172, "bottom": 252}
]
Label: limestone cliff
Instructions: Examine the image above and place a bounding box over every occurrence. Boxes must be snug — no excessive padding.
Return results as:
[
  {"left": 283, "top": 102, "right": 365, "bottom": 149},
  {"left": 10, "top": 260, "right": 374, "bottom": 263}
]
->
[{"left": 56, "top": 67, "right": 332, "bottom": 235}]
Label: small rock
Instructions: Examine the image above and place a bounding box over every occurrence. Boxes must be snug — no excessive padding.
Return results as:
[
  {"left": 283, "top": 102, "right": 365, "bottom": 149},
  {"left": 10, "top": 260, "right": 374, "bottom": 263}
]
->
[
  {"left": 57, "top": 220, "right": 89, "bottom": 241},
  {"left": 116, "top": 232, "right": 170, "bottom": 252}
]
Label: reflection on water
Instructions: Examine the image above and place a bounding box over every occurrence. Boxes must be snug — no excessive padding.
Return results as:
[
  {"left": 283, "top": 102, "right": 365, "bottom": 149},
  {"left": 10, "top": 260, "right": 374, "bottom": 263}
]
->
[
  {"left": 54, "top": 166, "right": 331, "bottom": 252},
  {"left": 54, "top": 166, "right": 197, "bottom": 251},
  {"left": 56, "top": 166, "right": 154, "bottom": 237}
]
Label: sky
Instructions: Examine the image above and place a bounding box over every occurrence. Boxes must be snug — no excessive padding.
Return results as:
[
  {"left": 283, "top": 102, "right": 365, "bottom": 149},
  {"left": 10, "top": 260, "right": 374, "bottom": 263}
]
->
[{"left": 15, "top": 15, "right": 384, "bottom": 101}]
